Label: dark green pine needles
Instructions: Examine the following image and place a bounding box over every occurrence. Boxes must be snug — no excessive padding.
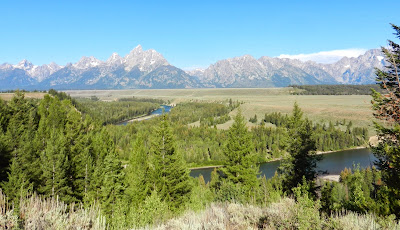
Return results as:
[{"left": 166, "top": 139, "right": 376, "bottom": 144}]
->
[
  {"left": 220, "top": 111, "right": 259, "bottom": 198},
  {"left": 150, "top": 115, "right": 192, "bottom": 211}
]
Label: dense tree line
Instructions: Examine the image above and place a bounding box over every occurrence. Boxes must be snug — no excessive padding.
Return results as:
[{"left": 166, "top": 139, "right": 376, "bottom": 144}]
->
[
  {"left": 321, "top": 166, "right": 388, "bottom": 215},
  {"left": 0, "top": 92, "right": 123, "bottom": 209},
  {"left": 74, "top": 97, "right": 162, "bottom": 125},
  {"left": 0, "top": 92, "right": 194, "bottom": 227},
  {"left": 104, "top": 99, "right": 369, "bottom": 167},
  {"left": 168, "top": 101, "right": 239, "bottom": 126},
  {"left": 251, "top": 111, "right": 368, "bottom": 161},
  {"left": 290, "top": 84, "right": 383, "bottom": 95}
]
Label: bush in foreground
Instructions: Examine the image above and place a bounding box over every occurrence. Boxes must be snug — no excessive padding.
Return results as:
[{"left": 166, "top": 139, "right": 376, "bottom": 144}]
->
[
  {"left": 143, "top": 198, "right": 399, "bottom": 230},
  {"left": 0, "top": 190, "right": 105, "bottom": 229}
]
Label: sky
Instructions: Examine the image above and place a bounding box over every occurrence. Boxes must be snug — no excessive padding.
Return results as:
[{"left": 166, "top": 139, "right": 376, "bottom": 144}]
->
[{"left": 0, "top": 0, "right": 399, "bottom": 69}]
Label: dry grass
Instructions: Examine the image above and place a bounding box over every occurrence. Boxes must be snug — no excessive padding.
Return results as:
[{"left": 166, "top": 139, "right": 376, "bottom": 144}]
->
[
  {"left": 0, "top": 190, "right": 106, "bottom": 229},
  {"left": 0, "top": 92, "right": 46, "bottom": 101},
  {"left": 140, "top": 199, "right": 399, "bottom": 230}
]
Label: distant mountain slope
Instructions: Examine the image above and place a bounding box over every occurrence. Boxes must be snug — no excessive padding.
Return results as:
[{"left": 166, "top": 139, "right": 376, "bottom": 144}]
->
[
  {"left": 0, "top": 47, "right": 385, "bottom": 90},
  {"left": 188, "top": 49, "right": 385, "bottom": 87}
]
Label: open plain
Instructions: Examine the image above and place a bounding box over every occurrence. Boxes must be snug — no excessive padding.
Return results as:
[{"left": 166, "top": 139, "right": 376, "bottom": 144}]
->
[{"left": 65, "top": 88, "right": 375, "bottom": 133}]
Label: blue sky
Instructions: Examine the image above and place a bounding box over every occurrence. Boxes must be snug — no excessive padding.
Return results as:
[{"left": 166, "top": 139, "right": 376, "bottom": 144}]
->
[{"left": 1, "top": 0, "right": 399, "bottom": 69}]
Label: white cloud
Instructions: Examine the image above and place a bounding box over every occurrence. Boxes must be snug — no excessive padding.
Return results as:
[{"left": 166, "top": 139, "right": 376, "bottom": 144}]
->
[{"left": 277, "top": 49, "right": 367, "bottom": 64}]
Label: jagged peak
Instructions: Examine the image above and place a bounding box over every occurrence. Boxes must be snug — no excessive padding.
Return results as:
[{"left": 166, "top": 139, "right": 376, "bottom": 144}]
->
[
  {"left": 0, "top": 63, "right": 13, "bottom": 70},
  {"left": 134, "top": 44, "right": 143, "bottom": 50},
  {"left": 15, "top": 59, "right": 34, "bottom": 70},
  {"left": 47, "top": 62, "right": 60, "bottom": 67},
  {"left": 107, "top": 52, "right": 123, "bottom": 64},
  {"left": 127, "top": 45, "right": 143, "bottom": 55},
  {"left": 73, "top": 56, "right": 102, "bottom": 69}
]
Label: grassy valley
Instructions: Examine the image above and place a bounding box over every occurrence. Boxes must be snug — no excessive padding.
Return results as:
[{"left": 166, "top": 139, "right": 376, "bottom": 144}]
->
[{"left": 66, "top": 87, "right": 375, "bottom": 133}]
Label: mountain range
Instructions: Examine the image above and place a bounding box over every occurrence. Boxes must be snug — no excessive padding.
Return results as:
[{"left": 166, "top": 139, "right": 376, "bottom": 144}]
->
[{"left": 0, "top": 45, "right": 385, "bottom": 90}]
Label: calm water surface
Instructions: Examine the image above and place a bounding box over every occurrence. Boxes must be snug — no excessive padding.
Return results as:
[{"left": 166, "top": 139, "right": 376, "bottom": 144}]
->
[{"left": 190, "top": 148, "right": 376, "bottom": 183}]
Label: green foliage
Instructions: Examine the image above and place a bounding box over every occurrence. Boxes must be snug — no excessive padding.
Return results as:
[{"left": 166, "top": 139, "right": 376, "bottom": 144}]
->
[
  {"left": 219, "top": 111, "right": 259, "bottom": 201},
  {"left": 100, "top": 149, "right": 125, "bottom": 220},
  {"left": 290, "top": 84, "right": 383, "bottom": 95},
  {"left": 168, "top": 101, "right": 233, "bottom": 126},
  {"left": 262, "top": 109, "right": 368, "bottom": 153},
  {"left": 249, "top": 114, "right": 258, "bottom": 123},
  {"left": 150, "top": 115, "right": 192, "bottom": 211},
  {"left": 186, "top": 176, "right": 214, "bottom": 212},
  {"left": 292, "top": 181, "right": 322, "bottom": 230},
  {"left": 258, "top": 174, "right": 283, "bottom": 206},
  {"left": 279, "top": 103, "right": 321, "bottom": 194},
  {"left": 39, "top": 131, "right": 73, "bottom": 201},
  {"left": 75, "top": 97, "right": 161, "bottom": 125},
  {"left": 1, "top": 158, "right": 33, "bottom": 205},
  {"left": 320, "top": 166, "right": 390, "bottom": 216},
  {"left": 3, "top": 86, "right": 399, "bottom": 228},
  {"left": 0, "top": 130, "right": 11, "bottom": 183},
  {"left": 320, "top": 181, "right": 346, "bottom": 213},
  {"left": 370, "top": 23, "right": 400, "bottom": 216},
  {"left": 132, "top": 190, "right": 170, "bottom": 227},
  {"left": 125, "top": 134, "right": 150, "bottom": 206}
]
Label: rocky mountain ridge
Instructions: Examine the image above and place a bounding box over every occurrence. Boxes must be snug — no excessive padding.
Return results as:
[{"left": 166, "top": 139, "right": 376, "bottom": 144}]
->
[
  {"left": 188, "top": 49, "right": 385, "bottom": 87},
  {"left": 0, "top": 46, "right": 385, "bottom": 90}
]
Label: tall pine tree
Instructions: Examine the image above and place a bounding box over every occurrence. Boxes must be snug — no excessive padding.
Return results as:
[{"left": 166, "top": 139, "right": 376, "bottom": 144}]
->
[
  {"left": 220, "top": 110, "right": 259, "bottom": 200},
  {"left": 39, "top": 131, "right": 73, "bottom": 202},
  {"left": 125, "top": 133, "right": 151, "bottom": 206},
  {"left": 371, "top": 23, "right": 400, "bottom": 216},
  {"left": 279, "top": 103, "right": 321, "bottom": 193},
  {"left": 101, "top": 148, "right": 125, "bottom": 221},
  {"left": 150, "top": 115, "right": 191, "bottom": 211}
]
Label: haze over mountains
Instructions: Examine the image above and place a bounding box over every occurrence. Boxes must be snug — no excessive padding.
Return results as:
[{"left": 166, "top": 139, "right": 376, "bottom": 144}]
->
[{"left": 0, "top": 45, "right": 384, "bottom": 90}]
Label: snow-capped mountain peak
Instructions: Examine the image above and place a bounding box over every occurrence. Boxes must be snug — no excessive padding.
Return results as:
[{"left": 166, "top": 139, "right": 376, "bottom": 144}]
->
[
  {"left": 107, "top": 52, "right": 123, "bottom": 65},
  {"left": 0, "top": 47, "right": 387, "bottom": 90},
  {"left": 73, "top": 56, "right": 102, "bottom": 69},
  {"left": 15, "top": 59, "right": 34, "bottom": 70},
  {"left": 124, "top": 45, "right": 169, "bottom": 72}
]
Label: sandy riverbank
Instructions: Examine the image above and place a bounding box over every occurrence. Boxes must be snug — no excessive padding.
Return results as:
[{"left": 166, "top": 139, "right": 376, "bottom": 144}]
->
[
  {"left": 315, "top": 146, "right": 367, "bottom": 155},
  {"left": 189, "top": 165, "right": 224, "bottom": 170},
  {"left": 319, "top": 174, "right": 340, "bottom": 182}
]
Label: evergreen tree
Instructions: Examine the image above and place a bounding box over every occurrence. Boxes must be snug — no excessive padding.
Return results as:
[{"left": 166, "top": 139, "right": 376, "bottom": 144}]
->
[
  {"left": 86, "top": 128, "right": 114, "bottom": 204},
  {"left": 150, "top": 115, "right": 191, "bottom": 211},
  {"left": 0, "top": 99, "right": 10, "bottom": 181},
  {"left": 125, "top": 134, "right": 150, "bottom": 206},
  {"left": 5, "top": 91, "right": 38, "bottom": 158},
  {"left": 1, "top": 157, "right": 32, "bottom": 204},
  {"left": 0, "top": 98, "right": 9, "bottom": 132},
  {"left": 279, "top": 103, "right": 321, "bottom": 193},
  {"left": 39, "top": 131, "right": 73, "bottom": 202},
  {"left": 0, "top": 130, "right": 10, "bottom": 183},
  {"left": 371, "top": 23, "right": 400, "bottom": 216},
  {"left": 220, "top": 111, "right": 259, "bottom": 200},
  {"left": 64, "top": 104, "right": 95, "bottom": 201},
  {"left": 101, "top": 148, "right": 125, "bottom": 221},
  {"left": 3, "top": 92, "right": 40, "bottom": 194}
]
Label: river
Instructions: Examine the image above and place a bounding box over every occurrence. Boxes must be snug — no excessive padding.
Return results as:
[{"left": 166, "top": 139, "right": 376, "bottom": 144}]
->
[
  {"left": 116, "top": 105, "right": 172, "bottom": 125},
  {"left": 190, "top": 148, "right": 377, "bottom": 183}
]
